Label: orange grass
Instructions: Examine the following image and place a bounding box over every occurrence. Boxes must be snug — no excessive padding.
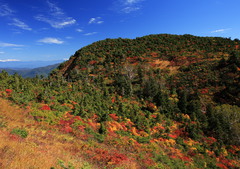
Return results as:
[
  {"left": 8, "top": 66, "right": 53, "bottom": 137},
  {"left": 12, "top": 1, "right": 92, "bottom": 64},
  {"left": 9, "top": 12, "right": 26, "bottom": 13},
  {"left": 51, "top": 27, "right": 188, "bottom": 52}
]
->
[{"left": 0, "top": 98, "right": 88, "bottom": 169}]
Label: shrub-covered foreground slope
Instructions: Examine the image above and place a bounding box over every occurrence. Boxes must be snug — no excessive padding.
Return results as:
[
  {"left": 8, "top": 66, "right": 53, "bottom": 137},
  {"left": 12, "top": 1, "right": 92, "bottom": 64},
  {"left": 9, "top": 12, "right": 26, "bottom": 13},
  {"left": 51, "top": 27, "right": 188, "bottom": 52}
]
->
[
  {"left": 0, "top": 98, "right": 94, "bottom": 169},
  {"left": 0, "top": 34, "right": 240, "bottom": 168}
]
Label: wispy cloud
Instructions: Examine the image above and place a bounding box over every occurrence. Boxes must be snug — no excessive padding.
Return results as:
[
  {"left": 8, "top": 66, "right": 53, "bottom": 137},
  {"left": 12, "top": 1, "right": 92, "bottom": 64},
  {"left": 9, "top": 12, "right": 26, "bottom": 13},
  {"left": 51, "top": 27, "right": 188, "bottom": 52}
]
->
[
  {"left": 35, "top": 1, "right": 76, "bottom": 28},
  {"left": 84, "top": 32, "right": 97, "bottom": 36},
  {"left": 124, "top": 0, "right": 142, "bottom": 5},
  {"left": 122, "top": 7, "right": 140, "bottom": 13},
  {"left": 211, "top": 28, "right": 231, "bottom": 33},
  {"left": 0, "top": 42, "right": 24, "bottom": 47},
  {"left": 0, "top": 4, "right": 14, "bottom": 16},
  {"left": 118, "top": 0, "right": 144, "bottom": 13},
  {"left": 0, "top": 59, "right": 20, "bottom": 62},
  {"left": 76, "top": 28, "right": 83, "bottom": 32},
  {"left": 88, "top": 17, "right": 104, "bottom": 24},
  {"left": 9, "top": 18, "right": 32, "bottom": 31},
  {"left": 37, "top": 37, "right": 64, "bottom": 44},
  {"left": 0, "top": 51, "right": 4, "bottom": 54},
  {"left": 0, "top": 3, "right": 32, "bottom": 31}
]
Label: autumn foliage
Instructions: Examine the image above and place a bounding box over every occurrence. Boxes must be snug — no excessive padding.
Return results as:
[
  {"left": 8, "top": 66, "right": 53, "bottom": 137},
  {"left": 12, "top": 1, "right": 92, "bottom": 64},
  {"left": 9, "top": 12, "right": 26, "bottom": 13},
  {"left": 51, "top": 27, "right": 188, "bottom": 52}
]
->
[{"left": 0, "top": 34, "right": 240, "bottom": 168}]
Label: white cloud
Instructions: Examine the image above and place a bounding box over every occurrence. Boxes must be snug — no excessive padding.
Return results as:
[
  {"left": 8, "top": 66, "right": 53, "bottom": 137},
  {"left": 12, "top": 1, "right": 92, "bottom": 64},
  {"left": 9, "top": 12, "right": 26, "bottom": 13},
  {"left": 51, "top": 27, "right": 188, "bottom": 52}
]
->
[
  {"left": 211, "top": 28, "right": 231, "bottom": 33},
  {"left": 0, "top": 59, "right": 20, "bottom": 62},
  {"left": 9, "top": 18, "right": 32, "bottom": 31},
  {"left": 89, "top": 18, "right": 95, "bottom": 24},
  {"left": 0, "top": 3, "right": 32, "bottom": 31},
  {"left": 125, "top": 0, "right": 142, "bottom": 5},
  {"left": 122, "top": 7, "right": 140, "bottom": 13},
  {"left": 88, "top": 17, "right": 104, "bottom": 24},
  {"left": 118, "top": 0, "right": 144, "bottom": 13},
  {"left": 35, "top": 15, "right": 76, "bottom": 29},
  {"left": 76, "top": 28, "right": 83, "bottom": 32},
  {"left": 0, "top": 43, "right": 24, "bottom": 47},
  {"left": 0, "top": 4, "right": 14, "bottom": 16},
  {"left": 47, "top": 1, "right": 64, "bottom": 16},
  {"left": 35, "top": 1, "right": 76, "bottom": 28},
  {"left": 38, "top": 37, "right": 64, "bottom": 44},
  {"left": 57, "top": 19, "right": 76, "bottom": 27},
  {"left": 84, "top": 32, "right": 97, "bottom": 36},
  {"left": 0, "top": 52, "right": 4, "bottom": 54}
]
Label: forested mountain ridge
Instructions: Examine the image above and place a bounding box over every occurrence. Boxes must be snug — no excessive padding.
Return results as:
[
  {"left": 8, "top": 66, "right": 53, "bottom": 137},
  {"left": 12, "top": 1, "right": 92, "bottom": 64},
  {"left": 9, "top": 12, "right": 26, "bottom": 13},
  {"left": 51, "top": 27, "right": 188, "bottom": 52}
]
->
[
  {"left": 59, "top": 34, "right": 238, "bottom": 77},
  {"left": 56, "top": 34, "right": 240, "bottom": 106},
  {"left": 0, "top": 34, "right": 239, "bottom": 168}
]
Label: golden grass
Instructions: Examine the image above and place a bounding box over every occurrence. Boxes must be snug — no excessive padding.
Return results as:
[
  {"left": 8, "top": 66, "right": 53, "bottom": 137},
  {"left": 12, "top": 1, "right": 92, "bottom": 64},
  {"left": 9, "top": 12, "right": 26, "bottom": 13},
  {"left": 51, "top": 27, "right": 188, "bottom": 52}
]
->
[
  {"left": 0, "top": 98, "right": 88, "bottom": 169},
  {"left": 153, "top": 59, "right": 179, "bottom": 74},
  {"left": 0, "top": 130, "right": 87, "bottom": 168}
]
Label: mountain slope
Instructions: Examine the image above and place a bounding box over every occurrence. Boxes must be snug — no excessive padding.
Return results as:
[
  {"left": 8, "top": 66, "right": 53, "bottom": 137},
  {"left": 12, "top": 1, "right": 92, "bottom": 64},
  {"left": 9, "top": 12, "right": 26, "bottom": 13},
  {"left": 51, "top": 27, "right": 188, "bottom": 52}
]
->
[
  {"left": 0, "top": 98, "right": 94, "bottom": 169},
  {"left": 56, "top": 34, "right": 240, "bottom": 105},
  {"left": 0, "top": 34, "right": 239, "bottom": 168}
]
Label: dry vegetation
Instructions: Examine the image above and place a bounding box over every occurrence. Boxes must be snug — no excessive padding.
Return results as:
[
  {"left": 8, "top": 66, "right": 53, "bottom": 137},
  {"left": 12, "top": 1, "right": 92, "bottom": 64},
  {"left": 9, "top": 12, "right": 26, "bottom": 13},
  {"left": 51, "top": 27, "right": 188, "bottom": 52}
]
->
[{"left": 0, "top": 98, "right": 90, "bottom": 169}]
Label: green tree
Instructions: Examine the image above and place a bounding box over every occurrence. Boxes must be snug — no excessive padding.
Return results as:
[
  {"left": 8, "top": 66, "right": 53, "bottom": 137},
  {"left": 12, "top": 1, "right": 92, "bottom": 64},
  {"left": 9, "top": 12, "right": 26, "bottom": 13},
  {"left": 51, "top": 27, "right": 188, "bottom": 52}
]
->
[
  {"left": 207, "top": 104, "right": 240, "bottom": 145},
  {"left": 215, "top": 104, "right": 240, "bottom": 145},
  {"left": 178, "top": 90, "right": 188, "bottom": 114}
]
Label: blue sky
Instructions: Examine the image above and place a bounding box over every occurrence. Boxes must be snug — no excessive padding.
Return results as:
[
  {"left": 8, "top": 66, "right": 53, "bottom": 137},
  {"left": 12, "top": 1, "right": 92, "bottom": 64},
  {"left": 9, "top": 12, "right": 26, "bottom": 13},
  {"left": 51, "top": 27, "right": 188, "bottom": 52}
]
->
[{"left": 0, "top": 0, "right": 240, "bottom": 62}]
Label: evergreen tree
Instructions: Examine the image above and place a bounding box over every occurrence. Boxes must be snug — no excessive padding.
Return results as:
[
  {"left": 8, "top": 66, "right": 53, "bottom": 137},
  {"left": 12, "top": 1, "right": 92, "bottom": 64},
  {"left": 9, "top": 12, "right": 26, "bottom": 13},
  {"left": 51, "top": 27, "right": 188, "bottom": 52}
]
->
[{"left": 178, "top": 90, "right": 188, "bottom": 114}]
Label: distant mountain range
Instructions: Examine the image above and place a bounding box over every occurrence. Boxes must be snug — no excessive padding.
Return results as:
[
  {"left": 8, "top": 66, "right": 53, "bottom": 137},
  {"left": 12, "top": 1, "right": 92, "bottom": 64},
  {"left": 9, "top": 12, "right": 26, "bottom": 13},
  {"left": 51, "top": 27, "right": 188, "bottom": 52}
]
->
[
  {"left": 0, "top": 60, "right": 63, "bottom": 69},
  {"left": 0, "top": 60, "right": 63, "bottom": 78}
]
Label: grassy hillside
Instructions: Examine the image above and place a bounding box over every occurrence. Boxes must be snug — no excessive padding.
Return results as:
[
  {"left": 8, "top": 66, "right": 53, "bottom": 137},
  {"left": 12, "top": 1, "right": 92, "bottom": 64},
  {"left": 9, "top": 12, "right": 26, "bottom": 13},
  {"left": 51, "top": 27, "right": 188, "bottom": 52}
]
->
[
  {"left": 0, "top": 98, "right": 95, "bottom": 168},
  {"left": 0, "top": 34, "right": 239, "bottom": 168}
]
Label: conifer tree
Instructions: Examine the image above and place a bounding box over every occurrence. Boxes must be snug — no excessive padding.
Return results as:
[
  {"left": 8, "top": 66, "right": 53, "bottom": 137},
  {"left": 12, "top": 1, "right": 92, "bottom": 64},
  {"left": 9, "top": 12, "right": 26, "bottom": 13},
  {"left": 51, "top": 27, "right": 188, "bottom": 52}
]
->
[{"left": 178, "top": 90, "right": 188, "bottom": 114}]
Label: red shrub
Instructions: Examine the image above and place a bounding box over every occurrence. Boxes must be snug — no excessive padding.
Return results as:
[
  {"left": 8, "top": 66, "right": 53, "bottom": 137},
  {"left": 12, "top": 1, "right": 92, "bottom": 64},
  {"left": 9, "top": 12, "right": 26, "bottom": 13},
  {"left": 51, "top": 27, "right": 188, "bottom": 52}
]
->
[
  {"left": 89, "top": 60, "right": 97, "bottom": 65},
  {"left": 78, "top": 125, "right": 85, "bottom": 132},
  {"left": 5, "top": 89, "right": 12, "bottom": 93},
  {"left": 151, "top": 114, "right": 157, "bottom": 118},
  {"left": 62, "top": 126, "right": 73, "bottom": 133},
  {"left": 169, "top": 134, "right": 178, "bottom": 139},
  {"left": 216, "top": 163, "right": 228, "bottom": 169},
  {"left": 181, "top": 156, "right": 192, "bottom": 162},
  {"left": 87, "top": 121, "right": 99, "bottom": 130},
  {"left": 169, "top": 155, "right": 178, "bottom": 159},
  {"left": 109, "top": 113, "right": 119, "bottom": 121},
  {"left": 219, "top": 158, "right": 234, "bottom": 168},
  {"left": 109, "top": 152, "right": 128, "bottom": 165},
  {"left": 5, "top": 89, "right": 13, "bottom": 96},
  {"left": 40, "top": 105, "right": 51, "bottom": 110},
  {"left": 9, "top": 134, "right": 21, "bottom": 141},
  {"left": 74, "top": 116, "right": 84, "bottom": 122},
  {"left": 146, "top": 102, "right": 157, "bottom": 112},
  {"left": 60, "top": 119, "right": 75, "bottom": 126},
  {"left": 142, "top": 158, "right": 155, "bottom": 166},
  {"left": 203, "top": 137, "right": 217, "bottom": 145},
  {"left": 81, "top": 67, "right": 87, "bottom": 70},
  {"left": 111, "top": 97, "right": 115, "bottom": 103},
  {"left": 200, "top": 88, "right": 209, "bottom": 94}
]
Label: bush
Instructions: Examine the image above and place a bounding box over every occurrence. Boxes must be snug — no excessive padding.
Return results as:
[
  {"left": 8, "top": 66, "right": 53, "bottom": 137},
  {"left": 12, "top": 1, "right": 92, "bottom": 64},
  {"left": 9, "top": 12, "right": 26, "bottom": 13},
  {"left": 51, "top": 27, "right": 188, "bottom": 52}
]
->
[{"left": 10, "top": 128, "right": 28, "bottom": 138}]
